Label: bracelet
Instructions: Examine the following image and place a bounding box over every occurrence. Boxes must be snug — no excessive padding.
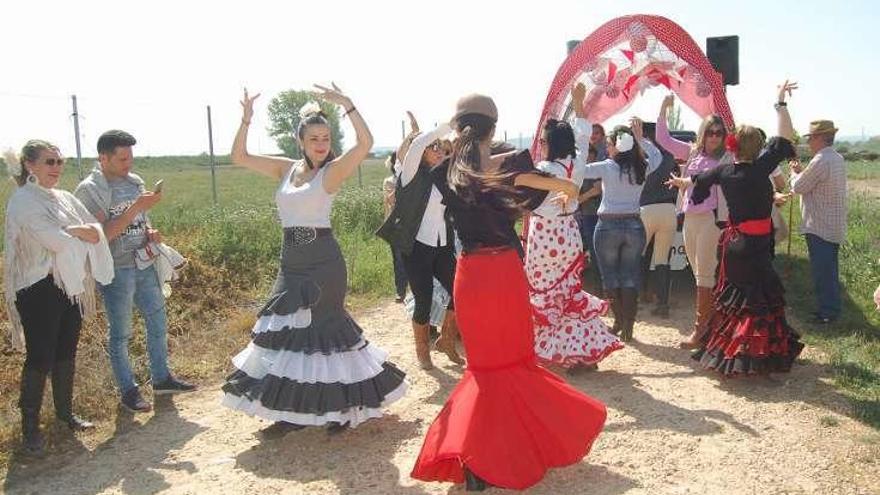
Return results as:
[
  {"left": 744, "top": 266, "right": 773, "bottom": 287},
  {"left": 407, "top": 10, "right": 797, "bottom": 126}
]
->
[
  {"left": 774, "top": 101, "right": 787, "bottom": 110},
  {"left": 241, "top": 119, "right": 251, "bottom": 125},
  {"left": 344, "top": 106, "right": 357, "bottom": 117}
]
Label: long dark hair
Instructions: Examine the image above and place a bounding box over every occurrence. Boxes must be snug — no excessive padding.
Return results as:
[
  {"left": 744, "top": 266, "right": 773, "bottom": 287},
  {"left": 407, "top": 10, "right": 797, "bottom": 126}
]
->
[
  {"left": 609, "top": 125, "right": 647, "bottom": 185},
  {"left": 542, "top": 119, "right": 576, "bottom": 162},
  {"left": 297, "top": 109, "right": 336, "bottom": 169},
  {"left": 448, "top": 113, "right": 496, "bottom": 204},
  {"left": 448, "top": 113, "right": 531, "bottom": 216}
]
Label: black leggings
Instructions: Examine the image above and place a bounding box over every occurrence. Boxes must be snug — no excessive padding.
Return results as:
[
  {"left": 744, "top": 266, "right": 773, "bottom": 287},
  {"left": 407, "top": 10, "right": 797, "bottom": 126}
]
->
[
  {"left": 15, "top": 276, "right": 82, "bottom": 372},
  {"left": 402, "top": 241, "right": 456, "bottom": 325}
]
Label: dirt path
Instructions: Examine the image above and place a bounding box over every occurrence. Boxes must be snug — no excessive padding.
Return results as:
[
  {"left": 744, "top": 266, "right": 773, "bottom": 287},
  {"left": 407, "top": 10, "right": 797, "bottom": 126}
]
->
[{"left": 4, "top": 302, "right": 879, "bottom": 495}]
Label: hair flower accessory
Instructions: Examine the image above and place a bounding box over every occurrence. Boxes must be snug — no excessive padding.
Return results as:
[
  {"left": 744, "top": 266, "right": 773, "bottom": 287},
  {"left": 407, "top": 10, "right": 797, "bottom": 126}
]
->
[
  {"left": 616, "top": 133, "right": 634, "bottom": 152},
  {"left": 725, "top": 133, "right": 739, "bottom": 153},
  {"left": 299, "top": 101, "right": 322, "bottom": 119}
]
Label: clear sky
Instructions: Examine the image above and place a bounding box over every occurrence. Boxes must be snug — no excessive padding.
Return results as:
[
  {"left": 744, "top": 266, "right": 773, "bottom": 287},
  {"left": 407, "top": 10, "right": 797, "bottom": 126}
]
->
[{"left": 2, "top": 0, "right": 876, "bottom": 156}]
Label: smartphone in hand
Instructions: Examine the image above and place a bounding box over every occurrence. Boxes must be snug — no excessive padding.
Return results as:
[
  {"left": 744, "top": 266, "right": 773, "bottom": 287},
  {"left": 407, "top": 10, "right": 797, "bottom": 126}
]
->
[{"left": 153, "top": 180, "right": 164, "bottom": 193}]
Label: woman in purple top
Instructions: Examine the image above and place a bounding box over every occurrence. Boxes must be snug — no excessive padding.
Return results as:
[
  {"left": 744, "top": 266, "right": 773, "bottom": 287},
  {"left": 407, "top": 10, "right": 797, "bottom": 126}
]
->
[{"left": 656, "top": 96, "right": 733, "bottom": 348}]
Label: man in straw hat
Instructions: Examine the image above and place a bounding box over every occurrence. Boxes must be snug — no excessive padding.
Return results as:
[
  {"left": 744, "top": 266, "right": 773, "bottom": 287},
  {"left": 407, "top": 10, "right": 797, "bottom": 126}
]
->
[{"left": 790, "top": 119, "right": 846, "bottom": 324}]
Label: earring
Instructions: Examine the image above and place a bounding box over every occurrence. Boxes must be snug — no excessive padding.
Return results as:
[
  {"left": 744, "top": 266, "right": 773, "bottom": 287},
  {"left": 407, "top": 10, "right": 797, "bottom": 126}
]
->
[{"left": 26, "top": 174, "right": 37, "bottom": 184}]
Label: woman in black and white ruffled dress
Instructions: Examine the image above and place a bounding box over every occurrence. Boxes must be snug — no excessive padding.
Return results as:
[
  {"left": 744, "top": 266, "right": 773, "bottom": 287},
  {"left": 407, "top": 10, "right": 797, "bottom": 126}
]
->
[{"left": 222, "top": 86, "right": 407, "bottom": 437}]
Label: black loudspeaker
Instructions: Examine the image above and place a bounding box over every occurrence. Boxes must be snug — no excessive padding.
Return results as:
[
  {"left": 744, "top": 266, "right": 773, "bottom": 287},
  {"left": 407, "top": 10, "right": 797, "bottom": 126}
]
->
[{"left": 706, "top": 36, "right": 739, "bottom": 86}]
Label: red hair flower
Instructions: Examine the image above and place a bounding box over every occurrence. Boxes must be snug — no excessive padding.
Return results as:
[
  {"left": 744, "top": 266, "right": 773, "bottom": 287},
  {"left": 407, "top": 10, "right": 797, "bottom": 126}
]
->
[{"left": 725, "top": 133, "right": 739, "bottom": 153}]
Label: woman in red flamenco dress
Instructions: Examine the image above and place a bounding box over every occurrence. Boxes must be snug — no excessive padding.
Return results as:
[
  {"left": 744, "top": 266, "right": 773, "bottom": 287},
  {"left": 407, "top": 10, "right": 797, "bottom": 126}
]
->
[{"left": 411, "top": 94, "right": 607, "bottom": 491}]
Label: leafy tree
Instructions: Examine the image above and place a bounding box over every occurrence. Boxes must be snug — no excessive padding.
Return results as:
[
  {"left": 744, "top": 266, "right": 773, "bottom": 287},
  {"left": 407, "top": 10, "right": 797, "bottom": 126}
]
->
[{"left": 267, "top": 90, "right": 343, "bottom": 158}]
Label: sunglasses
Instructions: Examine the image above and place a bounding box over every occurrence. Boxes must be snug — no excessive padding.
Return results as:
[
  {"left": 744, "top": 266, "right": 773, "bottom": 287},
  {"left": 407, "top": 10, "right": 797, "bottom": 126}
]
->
[
  {"left": 705, "top": 129, "right": 725, "bottom": 138},
  {"left": 42, "top": 158, "right": 65, "bottom": 166}
]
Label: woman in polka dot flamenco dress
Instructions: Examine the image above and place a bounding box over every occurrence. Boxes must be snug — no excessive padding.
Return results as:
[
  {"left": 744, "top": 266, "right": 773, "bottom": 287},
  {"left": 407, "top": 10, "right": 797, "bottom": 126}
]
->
[{"left": 525, "top": 83, "right": 623, "bottom": 371}]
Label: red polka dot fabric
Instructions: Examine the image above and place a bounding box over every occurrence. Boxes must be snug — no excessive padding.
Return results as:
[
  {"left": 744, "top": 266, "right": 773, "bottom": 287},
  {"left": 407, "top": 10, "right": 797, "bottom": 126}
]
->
[
  {"left": 526, "top": 216, "right": 623, "bottom": 367},
  {"left": 530, "top": 14, "right": 734, "bottom": 159}
]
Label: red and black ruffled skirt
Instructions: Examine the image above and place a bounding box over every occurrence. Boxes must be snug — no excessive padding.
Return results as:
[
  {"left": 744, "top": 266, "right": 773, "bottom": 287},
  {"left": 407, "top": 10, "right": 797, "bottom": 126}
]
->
[{"left": 693, "top": 219, "right": 804, "bottom": 376}]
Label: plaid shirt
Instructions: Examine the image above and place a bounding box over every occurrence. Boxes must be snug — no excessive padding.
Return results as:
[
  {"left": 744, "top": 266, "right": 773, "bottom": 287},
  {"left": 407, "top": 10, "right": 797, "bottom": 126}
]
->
[{"left": 790, "top": 146, "right": 847, "bottom": 244}]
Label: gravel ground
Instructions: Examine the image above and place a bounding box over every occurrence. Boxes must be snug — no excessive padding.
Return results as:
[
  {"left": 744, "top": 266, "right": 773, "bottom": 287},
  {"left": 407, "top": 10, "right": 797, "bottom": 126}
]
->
[{"left": 4, "top": 300, "right": 878, "bottom": 495}]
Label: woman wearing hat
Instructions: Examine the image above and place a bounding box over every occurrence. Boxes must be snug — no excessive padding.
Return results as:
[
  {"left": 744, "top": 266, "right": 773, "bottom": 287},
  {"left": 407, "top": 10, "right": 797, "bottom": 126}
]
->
[
  {"left": 665, "top": 81, "right": 804, "bottom": 377},
  {"left": 411, "top": 94, "right": 607, "bottom": 491},
  {"left": 222, "top": 86, "right": 407, "bottom": 436}
]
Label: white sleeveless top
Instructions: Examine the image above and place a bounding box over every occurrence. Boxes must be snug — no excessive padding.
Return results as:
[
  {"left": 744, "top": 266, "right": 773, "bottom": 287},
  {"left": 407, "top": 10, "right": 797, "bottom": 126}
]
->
[{"left": 276, "top": 162, "right": 335, "bottom": 228}]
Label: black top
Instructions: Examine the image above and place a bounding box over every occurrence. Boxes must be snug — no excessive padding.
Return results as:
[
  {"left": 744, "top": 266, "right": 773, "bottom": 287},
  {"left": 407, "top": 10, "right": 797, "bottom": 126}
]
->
[
  {"left": 691, "top": 137, "right": 796, "bottom": 224},
  {"left": 431, "top": 150, "right": 549, "bottom": 254},
  {"left": 640, "top": 147, "right": 679, "bottom": 206},
  {"left": 375, "top": 164, "right": 452, "bottom": 255}
]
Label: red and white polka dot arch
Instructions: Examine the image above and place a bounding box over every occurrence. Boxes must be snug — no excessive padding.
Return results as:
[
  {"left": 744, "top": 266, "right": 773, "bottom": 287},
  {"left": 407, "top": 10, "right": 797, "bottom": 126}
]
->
[{"left": 531, "top": 14, "right": 734, "bottom": 156}]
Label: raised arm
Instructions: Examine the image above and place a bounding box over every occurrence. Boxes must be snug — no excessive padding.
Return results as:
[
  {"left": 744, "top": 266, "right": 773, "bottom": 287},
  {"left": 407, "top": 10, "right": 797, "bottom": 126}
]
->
[
  {"left": 631, "top": 117, "right": 662, "bottom": 174},
  {"left": 776, "top": 80, "right": 797, "bottom": 142},
  {"left": 318, "top": 83, "right": 374, "bottom": 194},
  {"left": 656, "top": 95, "right": 692, "bottom": 160},
  {"left": 571, "top": 83, "right": 594, "bottom": 156},
  {"left": 400, "top": 122, "right": 452, "bottom": 186},
  {"left": 396, "top": 111, "right": 420, "bottom": 170},
  {"left": 231, "top": 89, "right": 294, "bottom": 180}
]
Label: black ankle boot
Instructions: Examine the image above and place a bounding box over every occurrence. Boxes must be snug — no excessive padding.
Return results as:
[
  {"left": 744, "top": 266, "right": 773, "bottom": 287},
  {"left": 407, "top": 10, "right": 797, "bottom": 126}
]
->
[
  {"left": 619, "top": 288, "right": 639, "bottom": 342},
  {"left": 464, "top": 467, "right": 490, "bottom": 491},
  {"left": 608, "top": 288, "right": 623, "bottom": 335},
  {"left": 651, "top": 265, "right": 671, "bottom": 317},
  {"left": 19, "top": 366, "right": 48, "bottom": 457},
  {"left": 52, "top": 360, "right": 94, "bottom": 431}
]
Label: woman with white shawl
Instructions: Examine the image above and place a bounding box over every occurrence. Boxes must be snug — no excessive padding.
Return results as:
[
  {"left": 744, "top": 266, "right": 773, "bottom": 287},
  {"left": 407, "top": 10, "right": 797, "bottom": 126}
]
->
[{"left": 4, "top": 141, "right": 113, "bottom": 457}]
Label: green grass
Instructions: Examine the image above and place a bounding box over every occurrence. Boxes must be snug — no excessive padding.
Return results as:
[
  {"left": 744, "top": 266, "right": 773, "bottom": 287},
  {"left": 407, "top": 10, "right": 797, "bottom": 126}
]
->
[
  {"left": 774, "top": 168, "right": 880, "bottom": 428},
  {"left": 846, "top": 160, "right": 880, "bottom": 181}
]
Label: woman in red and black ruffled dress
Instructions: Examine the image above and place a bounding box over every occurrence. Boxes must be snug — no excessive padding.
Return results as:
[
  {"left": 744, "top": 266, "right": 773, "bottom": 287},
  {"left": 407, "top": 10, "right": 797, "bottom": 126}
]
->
[{"left": 666, "top": 81, "right": 804, "bottom": 376}]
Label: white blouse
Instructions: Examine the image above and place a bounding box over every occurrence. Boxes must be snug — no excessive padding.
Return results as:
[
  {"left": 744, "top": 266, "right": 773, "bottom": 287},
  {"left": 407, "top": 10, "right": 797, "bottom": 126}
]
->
[{"left": 400, "top": 124, "right": 452, "bottom": 247}]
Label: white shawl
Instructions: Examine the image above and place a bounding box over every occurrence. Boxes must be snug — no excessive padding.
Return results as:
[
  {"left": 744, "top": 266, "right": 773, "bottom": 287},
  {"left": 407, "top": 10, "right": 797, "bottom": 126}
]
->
[{"left": 4, "top": 183, "right": 114, "bottom": 352}]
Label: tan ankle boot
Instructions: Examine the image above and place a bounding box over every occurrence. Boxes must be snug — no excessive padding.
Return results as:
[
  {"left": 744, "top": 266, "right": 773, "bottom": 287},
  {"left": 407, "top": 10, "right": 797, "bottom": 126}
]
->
[
  {"left": 412, "top": 322, "right": 434, "bottom": 370},
  {"left": 435, "top": 311, "right": 465, "bottom": 365}
]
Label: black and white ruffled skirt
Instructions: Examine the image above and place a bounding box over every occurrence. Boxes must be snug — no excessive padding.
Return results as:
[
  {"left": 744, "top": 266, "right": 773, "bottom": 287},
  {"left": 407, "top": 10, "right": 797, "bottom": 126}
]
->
[{"left": 221, "top": 230, "right": 407, "bottom": 427}]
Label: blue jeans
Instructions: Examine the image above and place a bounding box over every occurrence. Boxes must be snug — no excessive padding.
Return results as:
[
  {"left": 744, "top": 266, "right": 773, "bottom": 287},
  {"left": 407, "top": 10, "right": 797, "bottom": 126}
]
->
[
  {"left": 593, "top": 217, "right": 646, "bottom": 290},
  {"left": 805, "top": 234, "right": 841, "bottom": 320},
  {"left": 100, "top": 265, "right": 170, "bottom": 394},
  {"left": 577, "top": 214, "right": 600, "bottom": 258}
]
